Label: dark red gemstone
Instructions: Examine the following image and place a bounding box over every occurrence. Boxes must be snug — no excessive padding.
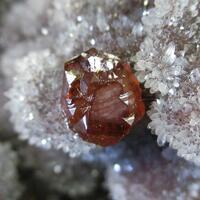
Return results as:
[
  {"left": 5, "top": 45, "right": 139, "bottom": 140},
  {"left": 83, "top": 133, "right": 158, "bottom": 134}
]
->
[{"left": 61, "top": 48, "right": 145, "bottom": 146}]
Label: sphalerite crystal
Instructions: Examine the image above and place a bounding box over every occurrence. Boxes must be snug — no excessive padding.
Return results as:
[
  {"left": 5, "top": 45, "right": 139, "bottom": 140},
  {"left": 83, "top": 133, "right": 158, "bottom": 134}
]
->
[{"left": 61, "top": 48, "right": 145, "bottom": 146}]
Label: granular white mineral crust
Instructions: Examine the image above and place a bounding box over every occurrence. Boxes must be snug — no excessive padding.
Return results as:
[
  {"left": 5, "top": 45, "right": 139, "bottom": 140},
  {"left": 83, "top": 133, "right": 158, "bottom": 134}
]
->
[
  {"left": 106, "top": 146, "right": 200, "bottom": 200},
  {"left": 135, "top": 0, "right": 200, "bottom": 165},
  {"left": 0, "top": 143, "right": 23, "bottom": 200},
  {"left": 5, "top": 50, "right": 95, "bottom": 156},
  {"left": 1, "top": 0, "right": 146, "bottom": 156}
]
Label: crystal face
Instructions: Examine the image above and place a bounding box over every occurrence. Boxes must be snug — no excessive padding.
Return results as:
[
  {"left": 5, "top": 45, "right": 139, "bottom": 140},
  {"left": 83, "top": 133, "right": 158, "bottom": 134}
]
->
[{"left": 61, "top": 48, "right": 145, "bottom": 146}]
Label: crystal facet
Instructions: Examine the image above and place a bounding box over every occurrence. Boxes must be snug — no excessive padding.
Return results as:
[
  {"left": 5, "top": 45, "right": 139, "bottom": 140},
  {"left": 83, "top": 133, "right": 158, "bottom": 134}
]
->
[{"left": 61, "top": 48, "right": 145, "bottom": 146}]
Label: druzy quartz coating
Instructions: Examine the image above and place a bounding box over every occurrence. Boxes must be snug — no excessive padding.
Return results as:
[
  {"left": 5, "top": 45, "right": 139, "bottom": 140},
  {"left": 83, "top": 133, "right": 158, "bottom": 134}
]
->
[{"left": 61, "top": 48, "right": 145, "bottom": 146}]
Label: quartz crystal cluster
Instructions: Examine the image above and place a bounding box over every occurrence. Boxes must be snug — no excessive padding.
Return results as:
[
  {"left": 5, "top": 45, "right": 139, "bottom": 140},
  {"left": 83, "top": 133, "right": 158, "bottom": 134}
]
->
[
  {"left": 135, "top": 0, "right": 200, "bottom": 165},
  {"left": 62, "top": 48, "right": 144, "bottom": 146},
  {"left": 105, "top": 138, "right": 200, "bottom": 200},
  {"left": 5, "top": 49, "right": 94, "bottom": 156}
]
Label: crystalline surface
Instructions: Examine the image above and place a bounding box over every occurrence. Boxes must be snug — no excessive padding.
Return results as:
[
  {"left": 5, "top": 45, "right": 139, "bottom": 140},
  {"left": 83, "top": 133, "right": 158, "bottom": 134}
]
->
[
  {"left": 62, "top": 48, "right": 144, "bottom": 146},
  {"left": 1, "top": 0, "right": 200, "bottom": 199},
  {"left": 104, "top": 136, "right": 200, "bottom": 200},
  {"left": 135, "top": 0, "right": 200, "bottom": 165},
  {"left": 1, "top": 0, "right": 146, "bottom": 155},
  {"left": 5, "top": 50, "right": 95, "bottom": 156}
]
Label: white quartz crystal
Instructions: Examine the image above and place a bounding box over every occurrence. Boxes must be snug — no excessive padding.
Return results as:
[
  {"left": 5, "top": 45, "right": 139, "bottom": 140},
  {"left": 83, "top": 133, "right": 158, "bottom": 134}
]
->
[
  {"left": 5, "top": 49, "right": 95, "bottom": 156},
  {"left": 136, "top": 0, "right": 200, "bottom": 165}
]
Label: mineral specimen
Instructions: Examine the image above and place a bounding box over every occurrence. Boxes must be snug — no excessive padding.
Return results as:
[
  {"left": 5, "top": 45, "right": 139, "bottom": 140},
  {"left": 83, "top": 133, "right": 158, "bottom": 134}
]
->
[
  {"left": 2, "top": 0, "right": 146, "bottom": 155},
  {"left": 61, "top": 48, "right": 145, "bottom": 146},
  {"left": 135, "top": 0, "right": 200, "bottom": 165}
]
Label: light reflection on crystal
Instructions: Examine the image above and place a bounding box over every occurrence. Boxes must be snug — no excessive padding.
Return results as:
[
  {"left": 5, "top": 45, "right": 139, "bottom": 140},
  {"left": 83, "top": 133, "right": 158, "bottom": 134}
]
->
[
  {"left": 28, "top": 113, "right": 34, "bottom": 120},
  {"left": 89, "top": 38, "right": 96, "bottom": 46},
  {"left": 41, "top": 139, "right": 47, "bottom": 145},
  {"left": 53, "top": 164, "right": 63, "bottom": 174},
  {"left": 19, "top": 96, "right": 25, "bottom": 101},
  {"left": 76, "top": 15, "right": 83, "bottom": 22},
  {"left": 190, "top": 68, "right": 200, "bottom": 83},
  {"left": 41, "top": 27, "right": 49, "bottom": 36},
  {"left": 113, "top": 163, "right": 121, "bottom": 173}
]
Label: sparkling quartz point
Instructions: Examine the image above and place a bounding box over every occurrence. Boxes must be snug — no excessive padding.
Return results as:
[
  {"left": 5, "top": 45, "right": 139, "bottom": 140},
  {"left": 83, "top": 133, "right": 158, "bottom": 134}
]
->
[{"left": 61, "top": 48, "right": 145, "bottom": 146}]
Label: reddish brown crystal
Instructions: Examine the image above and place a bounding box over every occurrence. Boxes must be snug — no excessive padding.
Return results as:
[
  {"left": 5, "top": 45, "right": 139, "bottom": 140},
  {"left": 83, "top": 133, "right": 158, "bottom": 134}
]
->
[{"left": 61, "top": 48, "right": 145, "bottom": 146}]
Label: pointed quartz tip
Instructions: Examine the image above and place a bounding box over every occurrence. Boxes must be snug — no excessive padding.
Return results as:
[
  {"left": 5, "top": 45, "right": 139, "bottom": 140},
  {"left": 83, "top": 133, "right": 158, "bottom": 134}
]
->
[{"left": 61, "top": 48, "right": 145, "bottom": 146}]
